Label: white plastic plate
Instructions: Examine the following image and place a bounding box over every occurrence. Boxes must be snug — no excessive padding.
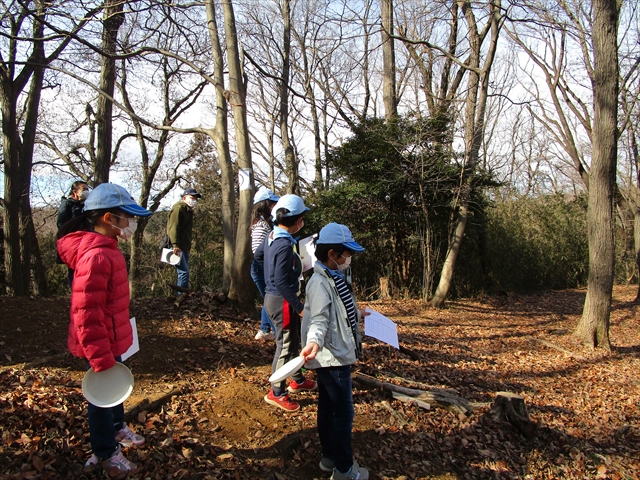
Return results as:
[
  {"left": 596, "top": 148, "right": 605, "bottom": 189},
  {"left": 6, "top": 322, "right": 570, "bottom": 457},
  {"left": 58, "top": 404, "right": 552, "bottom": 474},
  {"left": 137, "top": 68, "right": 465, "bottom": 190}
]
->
[
  {"left": 268, "top": 356, "right": 305, "bottom": 383},
  {"left": 82, "top": 363, "right": 134, "bottom": 408}
]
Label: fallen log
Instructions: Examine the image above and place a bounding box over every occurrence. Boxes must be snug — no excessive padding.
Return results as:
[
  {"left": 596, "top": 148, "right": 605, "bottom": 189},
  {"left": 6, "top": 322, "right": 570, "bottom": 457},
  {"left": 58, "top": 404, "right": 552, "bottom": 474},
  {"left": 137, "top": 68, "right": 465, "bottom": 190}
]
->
[
  {"left": 391, "top": 392, "right": 431, "bottom": 410},
  {"left": 489, "top": 391, "right": 537, "bottom": 438},
  {"left": 354, "top": 372, "right": 473, "bottom": 416}
]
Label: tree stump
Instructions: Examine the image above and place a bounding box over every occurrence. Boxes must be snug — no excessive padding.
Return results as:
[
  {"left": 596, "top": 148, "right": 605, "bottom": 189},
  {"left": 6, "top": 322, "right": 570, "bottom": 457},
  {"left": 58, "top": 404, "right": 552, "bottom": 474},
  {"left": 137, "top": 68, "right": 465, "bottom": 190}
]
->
[
  {"left": 379, "top": 277, "right": 390, "bottom": 299},
  {"left": 489, "top": 392, "right": 536, "bottom": 438}
]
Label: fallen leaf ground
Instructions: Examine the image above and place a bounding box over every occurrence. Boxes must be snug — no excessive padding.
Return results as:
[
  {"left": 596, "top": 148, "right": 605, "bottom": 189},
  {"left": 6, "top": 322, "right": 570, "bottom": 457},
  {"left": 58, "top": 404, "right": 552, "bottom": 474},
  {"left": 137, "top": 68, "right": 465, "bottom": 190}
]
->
[{"left": 0, "top": 287, "right": 638, "bottom": 479}]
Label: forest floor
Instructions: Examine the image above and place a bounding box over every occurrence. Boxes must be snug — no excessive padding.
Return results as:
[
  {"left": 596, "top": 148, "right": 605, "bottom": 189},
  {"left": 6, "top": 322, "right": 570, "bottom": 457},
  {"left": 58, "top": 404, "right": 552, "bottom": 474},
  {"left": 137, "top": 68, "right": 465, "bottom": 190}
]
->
[{"left": 0, "top": 286, "right": 639, "bottom": 480}]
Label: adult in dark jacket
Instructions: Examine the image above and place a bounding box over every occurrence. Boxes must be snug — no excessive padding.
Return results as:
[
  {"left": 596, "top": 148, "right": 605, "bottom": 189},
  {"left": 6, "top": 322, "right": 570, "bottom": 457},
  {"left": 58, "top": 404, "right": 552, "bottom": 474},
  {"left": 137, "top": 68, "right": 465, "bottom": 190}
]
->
[
  {"left": 166, "top": 187, "right": 201, "bottom": 290},
  {"left": 57, "top": 180, "right": 90, "bottom": 228},
  {"left": 57, "top": 180, "right": 89, "bottom": 286}
]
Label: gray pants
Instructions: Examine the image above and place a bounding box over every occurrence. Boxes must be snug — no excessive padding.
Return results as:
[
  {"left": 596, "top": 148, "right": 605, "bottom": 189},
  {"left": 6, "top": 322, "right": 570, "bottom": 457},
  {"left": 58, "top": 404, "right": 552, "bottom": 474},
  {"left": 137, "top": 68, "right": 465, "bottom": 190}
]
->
[{"left": 264, "top": 293, "right": 305, "bottom": 395}]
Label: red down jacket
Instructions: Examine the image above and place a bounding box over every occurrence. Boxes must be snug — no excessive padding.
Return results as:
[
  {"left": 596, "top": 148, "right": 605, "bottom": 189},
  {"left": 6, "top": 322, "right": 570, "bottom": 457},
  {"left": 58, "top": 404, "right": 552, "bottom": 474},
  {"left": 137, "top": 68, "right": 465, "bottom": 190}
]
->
[{"left": 57, "top": 230, "right": 133, "bottom": 372}]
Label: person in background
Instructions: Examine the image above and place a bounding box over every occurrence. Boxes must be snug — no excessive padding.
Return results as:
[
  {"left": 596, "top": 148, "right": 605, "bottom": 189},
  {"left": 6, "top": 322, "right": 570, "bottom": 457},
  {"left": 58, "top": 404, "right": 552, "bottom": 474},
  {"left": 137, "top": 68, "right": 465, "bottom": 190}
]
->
[
  {"left": 57, "top": 180, "right": 90, "bottom": 228},
  {"left": 255, "top": 194, "right": 316, "bottom": 412},
  {"left": 166, "top": 187, "right": 202, "bottom": 291},
  {"left": 251, "top": 187, "right": 280, "bottom": 341},
  {"left": 301, "top": 223, "right": 370, "bottom": 480},
  {"left": 57, "top": 180, "right": 90, "bottom": 287},
  {"left": 56, "top": 183, "right": 152, "bottom": 474}
]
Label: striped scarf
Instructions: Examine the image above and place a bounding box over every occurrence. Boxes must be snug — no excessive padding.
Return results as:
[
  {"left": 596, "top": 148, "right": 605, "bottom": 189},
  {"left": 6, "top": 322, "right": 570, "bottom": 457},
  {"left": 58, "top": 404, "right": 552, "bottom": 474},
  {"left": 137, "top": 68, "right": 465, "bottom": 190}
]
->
[{"left": 329, "top": 271, "right": 362, "bottom": 359}]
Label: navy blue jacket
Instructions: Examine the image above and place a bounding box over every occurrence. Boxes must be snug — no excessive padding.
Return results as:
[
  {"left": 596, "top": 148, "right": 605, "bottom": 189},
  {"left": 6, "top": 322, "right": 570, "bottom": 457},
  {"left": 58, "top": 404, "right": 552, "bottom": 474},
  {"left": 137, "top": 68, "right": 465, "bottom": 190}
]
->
[{"left": 255, "top": 233, "right": 303, "bottom": 313}]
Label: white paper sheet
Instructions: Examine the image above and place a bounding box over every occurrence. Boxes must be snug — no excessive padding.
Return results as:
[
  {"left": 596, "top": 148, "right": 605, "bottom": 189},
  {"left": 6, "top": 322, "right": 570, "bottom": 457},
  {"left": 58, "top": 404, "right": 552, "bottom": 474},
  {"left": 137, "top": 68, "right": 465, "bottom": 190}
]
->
[
  {"left": 298, "top": 235, "right": 317, "bottom": 272},
  {"left": 121, "top": 317, "right": 139, "bottom": 361},
  {"left": 364, "top": 308, "right": 399, "bottom": 349},
  {"left": 238, "top": 168, "right": 252, "bottom": 191}
]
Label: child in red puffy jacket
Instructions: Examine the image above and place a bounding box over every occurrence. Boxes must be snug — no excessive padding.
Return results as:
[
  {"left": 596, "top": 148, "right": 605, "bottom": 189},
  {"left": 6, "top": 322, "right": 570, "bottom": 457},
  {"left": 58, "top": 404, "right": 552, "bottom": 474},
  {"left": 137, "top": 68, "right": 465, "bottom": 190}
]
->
[{"left": 57, "top": 183, "right": 152, "bottom": 474}]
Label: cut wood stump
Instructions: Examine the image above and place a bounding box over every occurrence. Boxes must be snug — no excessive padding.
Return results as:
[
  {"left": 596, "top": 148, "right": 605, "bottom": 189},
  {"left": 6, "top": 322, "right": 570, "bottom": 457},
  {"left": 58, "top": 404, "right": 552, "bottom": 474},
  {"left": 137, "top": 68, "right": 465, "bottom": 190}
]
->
[{"left": 489, "top": 391, "right": 537, "bottom": 438}]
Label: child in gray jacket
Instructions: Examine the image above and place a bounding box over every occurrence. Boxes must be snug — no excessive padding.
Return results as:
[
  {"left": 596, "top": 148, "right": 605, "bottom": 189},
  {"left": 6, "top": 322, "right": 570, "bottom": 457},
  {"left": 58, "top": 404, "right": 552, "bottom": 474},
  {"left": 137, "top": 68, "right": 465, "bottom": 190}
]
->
[{"left": 301, "top": 223, "right": 370, "bottom": 480}]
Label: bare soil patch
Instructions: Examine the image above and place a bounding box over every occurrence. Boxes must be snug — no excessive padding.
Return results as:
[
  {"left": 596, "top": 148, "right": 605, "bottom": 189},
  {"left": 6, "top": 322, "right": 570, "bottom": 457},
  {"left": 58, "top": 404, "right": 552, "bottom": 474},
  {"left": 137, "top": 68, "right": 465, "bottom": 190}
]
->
[{"left": 1, "top": 287, "right": 639, "bottom": 479}]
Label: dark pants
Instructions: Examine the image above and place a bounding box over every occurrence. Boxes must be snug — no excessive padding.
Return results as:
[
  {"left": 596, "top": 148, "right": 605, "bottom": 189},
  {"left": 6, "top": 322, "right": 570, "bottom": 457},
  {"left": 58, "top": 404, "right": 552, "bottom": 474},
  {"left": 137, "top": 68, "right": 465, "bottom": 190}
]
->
[
  {"left": 264, "top": 293, "right": 304, "bottom": 395},
  {"left": 316, "top": 365, "right": 354, "bottom": 474},
  {"left": 250, "top": 259, "right": 275, "bottom": 333},
  {"left": 85, "top": 357, "right": 125, "bottom": 459}
]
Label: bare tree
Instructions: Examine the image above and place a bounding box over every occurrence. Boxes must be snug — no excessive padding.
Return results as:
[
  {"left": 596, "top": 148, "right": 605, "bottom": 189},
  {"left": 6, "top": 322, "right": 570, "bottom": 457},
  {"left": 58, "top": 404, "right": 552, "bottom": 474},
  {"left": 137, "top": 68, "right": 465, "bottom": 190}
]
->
[
  {"left": 381, "top": 0, "right": 398, "bottom": 120},
  {"left": 0, "top": 0, "right": 98, "bottom": 296},
  {"left": 574, "top": 0, "right": 619, "bottom": 349},
  {"left": 221, "top": 0, "right": 255, "bottom": 306},
  {"left": 94, "top": 0, "right": 125, "bottom": 185}
]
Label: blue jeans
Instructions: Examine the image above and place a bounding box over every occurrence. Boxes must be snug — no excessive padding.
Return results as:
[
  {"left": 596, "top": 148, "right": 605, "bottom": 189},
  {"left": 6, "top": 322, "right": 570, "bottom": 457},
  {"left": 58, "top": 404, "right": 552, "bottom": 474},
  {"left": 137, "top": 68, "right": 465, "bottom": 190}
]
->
[
  {"left": 85, "top": 357, "right": 124, "bottom": 459},
  {"left": 250, "top": 259, "right": 275, "bottom": 333},
  {"left": 316, "top": 365, "right": 354, "bottom": 474},
  {"left": 175, "top": 250, "right": 190, "bottom": 291}
]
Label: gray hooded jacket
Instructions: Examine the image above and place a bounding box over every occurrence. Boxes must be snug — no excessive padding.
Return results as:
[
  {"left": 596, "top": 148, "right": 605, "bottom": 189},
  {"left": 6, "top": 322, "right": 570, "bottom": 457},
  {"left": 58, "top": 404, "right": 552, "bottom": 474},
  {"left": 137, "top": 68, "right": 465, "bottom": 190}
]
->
[{"left": 302, "top": 262, "right": 362, "bottom": 369}]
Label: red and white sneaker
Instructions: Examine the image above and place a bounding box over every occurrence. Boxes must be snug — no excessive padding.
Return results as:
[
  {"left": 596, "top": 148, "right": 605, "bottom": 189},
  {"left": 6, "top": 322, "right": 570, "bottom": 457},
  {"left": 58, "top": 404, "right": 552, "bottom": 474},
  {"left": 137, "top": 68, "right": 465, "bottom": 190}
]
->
[
  {"left": 264, "top": 390, "right": 300, "bottom": 412},
  {"left": 287, "top": 378, "right": 317, "bottom": 393}
]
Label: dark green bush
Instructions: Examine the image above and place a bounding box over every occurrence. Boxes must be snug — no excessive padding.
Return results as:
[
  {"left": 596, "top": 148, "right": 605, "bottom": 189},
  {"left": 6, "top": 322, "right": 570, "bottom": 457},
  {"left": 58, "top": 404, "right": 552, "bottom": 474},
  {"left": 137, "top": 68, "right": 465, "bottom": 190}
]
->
[{"left": 487, "top": 194, "right": 589, "bottom": 290}]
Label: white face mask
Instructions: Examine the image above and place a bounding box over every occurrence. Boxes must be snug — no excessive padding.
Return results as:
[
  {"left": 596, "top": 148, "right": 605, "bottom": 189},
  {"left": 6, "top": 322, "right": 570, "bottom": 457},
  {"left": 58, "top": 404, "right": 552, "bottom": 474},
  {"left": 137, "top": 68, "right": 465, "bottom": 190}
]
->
[
  {"left": 79, "top": 189, "right": 90, "bottom": 201},
  {"left": 336, "top": 254, "right": 351, "bottom": 272},
  {"left": 292, "top": 219, "right": 304, "bottom": 234},
  {"left": 112, "top": 215, "right": 137, "bottom": 240},
  {"left": 184, "top": 197, "right": 198, "bottom": 209}
]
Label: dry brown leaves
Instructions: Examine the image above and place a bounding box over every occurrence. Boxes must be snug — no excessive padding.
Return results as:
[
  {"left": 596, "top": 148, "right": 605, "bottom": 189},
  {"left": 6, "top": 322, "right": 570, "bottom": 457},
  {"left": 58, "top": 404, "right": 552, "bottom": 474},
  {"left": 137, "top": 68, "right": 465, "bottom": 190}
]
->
[{"left": 0, "top": 287, "right": 639, "bottom": 479}]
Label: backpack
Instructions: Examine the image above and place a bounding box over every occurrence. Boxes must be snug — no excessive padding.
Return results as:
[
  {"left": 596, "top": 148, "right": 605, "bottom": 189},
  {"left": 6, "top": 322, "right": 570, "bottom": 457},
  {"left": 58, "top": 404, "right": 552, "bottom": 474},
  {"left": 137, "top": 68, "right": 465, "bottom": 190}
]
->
[{"left": 159, "top": 234, "right": 172, "bottom": 250}]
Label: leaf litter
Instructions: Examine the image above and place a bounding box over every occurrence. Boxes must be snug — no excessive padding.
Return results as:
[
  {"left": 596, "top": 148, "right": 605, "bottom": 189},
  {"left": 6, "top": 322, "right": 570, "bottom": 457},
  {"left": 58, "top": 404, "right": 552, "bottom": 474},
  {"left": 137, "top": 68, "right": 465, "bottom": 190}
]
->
[{"left": 0, "top": 286, "right": 638, "bottom": 479}]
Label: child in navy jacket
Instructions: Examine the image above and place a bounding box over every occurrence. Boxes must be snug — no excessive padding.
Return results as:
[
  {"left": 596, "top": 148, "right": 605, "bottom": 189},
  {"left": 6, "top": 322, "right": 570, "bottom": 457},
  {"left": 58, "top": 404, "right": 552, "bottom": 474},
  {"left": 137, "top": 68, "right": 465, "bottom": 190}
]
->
[{"left": 255, "top": 194, "right": 317, "bottom": 412}]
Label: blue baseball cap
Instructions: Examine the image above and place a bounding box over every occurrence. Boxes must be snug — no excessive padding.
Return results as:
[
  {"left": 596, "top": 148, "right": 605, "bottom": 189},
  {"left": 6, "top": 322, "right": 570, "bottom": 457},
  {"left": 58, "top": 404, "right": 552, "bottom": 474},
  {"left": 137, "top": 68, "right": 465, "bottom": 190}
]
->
[
  {"left": 83, "top": 183, "right": 153, "bottom": 217},
  {"left": 253, "top": 187, "right": 280, "bottom": 204},
  {"left": 271, "top": 194, "right": 310, "bottom": 219},
  {"left": 317, "top": 223, "right": 364, "bottom": 252}
]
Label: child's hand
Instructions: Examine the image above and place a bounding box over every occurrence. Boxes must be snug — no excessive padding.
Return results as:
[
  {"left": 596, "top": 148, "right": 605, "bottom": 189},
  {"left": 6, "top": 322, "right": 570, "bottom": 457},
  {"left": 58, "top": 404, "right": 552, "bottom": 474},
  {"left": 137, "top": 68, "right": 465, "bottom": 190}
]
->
[
  {"left": 301, "top": 342, "right": 319, "bottom": 361},
  {"left": 359, "top": 308, "right": 371, "bottom": 317}
]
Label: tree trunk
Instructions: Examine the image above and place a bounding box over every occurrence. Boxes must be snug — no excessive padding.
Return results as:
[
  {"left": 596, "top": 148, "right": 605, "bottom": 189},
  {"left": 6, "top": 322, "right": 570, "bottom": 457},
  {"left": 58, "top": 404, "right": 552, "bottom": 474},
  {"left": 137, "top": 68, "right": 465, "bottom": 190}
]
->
[
  {"left": 0, "top": 91, "right": 23, "bottom": 295},
  {"left": 431, "top": 1, "right": 501, "bottom": 307},
  {"left": 381, "top": 0, "right": 397, "bottom": 120},
  {"left": 635, "top": 206, "right": 640, "bottom": 302},
  {"left": 205, "top": 0, "right": 234, "bottom": 293},
  {"left": 575, "top": 0, "right": 619, "bottom": 349},
  {"left": 20, "top": 17, "right": 47, "bottom": 297},
  {"left": 431, "top": 202, "right": 469, "bottom": 306},
  {"left": 222, "top": 0, "right": 255, "bottom": 308},
  {"left": 279, "top": 0, "right": 298, "bottom": 194},
  {"left": 94, "top": 0, "right": 124, "bottom": 185}
]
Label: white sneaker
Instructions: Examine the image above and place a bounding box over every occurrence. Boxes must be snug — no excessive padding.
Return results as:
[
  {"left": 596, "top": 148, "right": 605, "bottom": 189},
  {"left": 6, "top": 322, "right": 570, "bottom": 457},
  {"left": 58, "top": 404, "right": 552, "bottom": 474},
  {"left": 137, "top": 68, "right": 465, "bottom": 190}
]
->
[
  {"left": 115, "top": 424, "right": 145, "bottom": 447},
  {"left": 104, "top": 447, "right": 137, "bottom": 473},
  {"left": 84, "top": 454, "right": 99, "bottom": 468},
  {"left": 84, "top": 447, "right": 137, "bottom": 473},
  {"left": 255, "top": 330, "right": 275, "bottom": 341}
]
